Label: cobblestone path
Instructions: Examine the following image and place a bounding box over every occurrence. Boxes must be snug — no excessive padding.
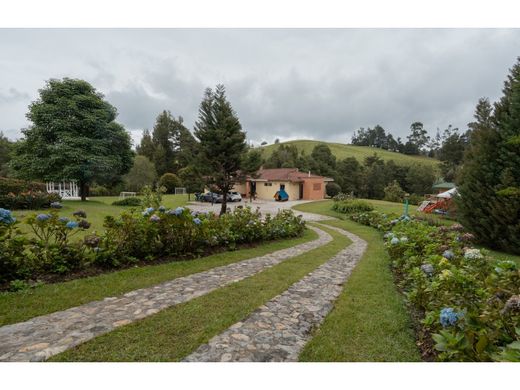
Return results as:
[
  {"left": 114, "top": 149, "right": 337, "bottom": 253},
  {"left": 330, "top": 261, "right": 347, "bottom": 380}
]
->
[
  {"left": 184, "top": 223, "right": 367, "bottom": 362},
  {"left": 0, "top": 226, "right": 332, "bottom": 362}
]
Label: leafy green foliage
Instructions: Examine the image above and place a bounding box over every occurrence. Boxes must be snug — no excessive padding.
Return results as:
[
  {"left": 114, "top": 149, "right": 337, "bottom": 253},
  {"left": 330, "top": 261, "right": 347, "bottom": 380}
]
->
[
  {"left": 325, "top": 182, "right": 341, "bottom": 197},
  {"left": 158, "top": 173, "right": 182, "bottom": 194},
  {"left": 123, "top": 156, "right": 157, "bottom": 193},
  {"left": 10, "top": 78, "right": 133, "bottom": 200},
  {"left": 0, "top": 204, "right": 305, "bottom": 287},
  {"left": 457, "top": 57, "right": 520, "bottom": 254},
  {"left": 136, "top": 111, "right": 198, "bottom": 177},
  {"left": 384, "top": 180, "right": 406, "bottom": 203},
  {"left": 0, "top": 132, "right": 14, "bottom": 177},
  {"left": 332, "top": 199, "right": 374, "bottom": 214},
  {"left": 347, "top": 209, "right": 520, "bottom": 361},
  {"left": 194, "top": 85, "right": 247, "bottom": 215}
]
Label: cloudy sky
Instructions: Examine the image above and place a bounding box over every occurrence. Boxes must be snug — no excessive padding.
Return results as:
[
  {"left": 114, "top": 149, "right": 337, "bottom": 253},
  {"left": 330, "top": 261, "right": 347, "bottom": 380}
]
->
[{"left": 1, "top": 28, "right": 519, "bottom": 147}]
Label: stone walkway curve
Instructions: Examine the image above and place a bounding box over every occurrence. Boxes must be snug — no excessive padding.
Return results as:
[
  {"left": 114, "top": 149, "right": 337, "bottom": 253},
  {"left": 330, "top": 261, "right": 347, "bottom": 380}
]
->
[
  {"left": 0, "top": 226, "right": 332, "bottom": 362},
  {"left": 184, "top": 223, "right": 367, "bottom": 362}
]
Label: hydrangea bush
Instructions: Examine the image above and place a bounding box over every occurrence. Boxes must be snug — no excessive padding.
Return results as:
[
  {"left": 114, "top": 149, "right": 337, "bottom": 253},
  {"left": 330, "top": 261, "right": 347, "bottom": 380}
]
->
[
  {"left": 346, "top": 209, "right": 520, "bottom": 362},
  {"left": 0, "top": 205, "right": 305, "bottom": 289}
]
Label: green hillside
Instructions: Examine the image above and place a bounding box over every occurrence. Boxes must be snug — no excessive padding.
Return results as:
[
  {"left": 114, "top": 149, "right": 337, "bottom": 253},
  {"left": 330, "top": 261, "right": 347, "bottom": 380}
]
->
[{"left": 258, "top": 140, "right": 440, "bottom": 169}]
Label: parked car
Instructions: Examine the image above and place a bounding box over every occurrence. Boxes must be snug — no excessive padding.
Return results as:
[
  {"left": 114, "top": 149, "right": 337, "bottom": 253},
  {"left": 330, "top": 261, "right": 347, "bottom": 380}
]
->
[
  {"left": 228, "top": 191, "right": 242, "bottom": 202},
  {"left": 201, "top": 192, "right": 219, "bottom": 202}
]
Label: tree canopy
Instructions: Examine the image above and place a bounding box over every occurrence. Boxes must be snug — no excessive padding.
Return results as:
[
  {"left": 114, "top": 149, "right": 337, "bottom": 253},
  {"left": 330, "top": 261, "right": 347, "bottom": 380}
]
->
[
  {"left": 10, "top": 78, "right": 133, "bottom": 200},
  {"left": 194, "top": 84, "right": 247, "bottom": 215}
]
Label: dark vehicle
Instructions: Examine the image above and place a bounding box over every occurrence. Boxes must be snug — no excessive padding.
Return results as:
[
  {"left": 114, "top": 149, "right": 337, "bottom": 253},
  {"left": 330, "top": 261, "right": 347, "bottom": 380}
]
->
[{"left": 201, "top": 192, "right": 219, "bottom": 202}]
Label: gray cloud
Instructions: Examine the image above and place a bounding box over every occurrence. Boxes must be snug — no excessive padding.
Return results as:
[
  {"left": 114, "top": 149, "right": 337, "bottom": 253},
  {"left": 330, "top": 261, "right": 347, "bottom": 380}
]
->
[{"left": 0, "top": 29, "right": 519, "bottom": 146}]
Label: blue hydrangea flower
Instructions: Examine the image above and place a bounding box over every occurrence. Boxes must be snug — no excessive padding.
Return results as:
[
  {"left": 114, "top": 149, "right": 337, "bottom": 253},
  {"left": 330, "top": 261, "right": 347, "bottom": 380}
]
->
[
  {"left": 421, "top": 263, "right": 434, "bottom": 276},
  {"left": 384, "top": 232, "right": 395, "bottom": 239},
  {"left": 58, "top": 217, "right": 70, "bottom": 223},
  {"left": 36, "top": 214, "right": 51, "bottom": 222},
  {"left": 66, "top": 221, "right": 78, "bottom": 229},
  {"left": 193, "top": 217, "right": 201, "bottom": 225},
  {"left": 150, "top": 214, "right": 161, "bottom": 222},
  {"left": 0, "top": 208, "right": 16, "bottom": 224},
  {"left": 191, "top": 211, "right": 199, "bottom": 217},
  {"left": 439, "top": 307, "right": 464, "bottom": 327},
  {"left": 142, "top": 207, "right": 155, "bottom": 216},
  {"left": 158, "top": 206, "right": 166, "bottom": 212},
  {"left": 174, "top": 207, "right": 184, "bottom": 216},
  {"left": 442, "top": 250, "right": 455, "bottom": 260},
  {"left": 390, "top": 237, "right": 400, "bottom": 245}
]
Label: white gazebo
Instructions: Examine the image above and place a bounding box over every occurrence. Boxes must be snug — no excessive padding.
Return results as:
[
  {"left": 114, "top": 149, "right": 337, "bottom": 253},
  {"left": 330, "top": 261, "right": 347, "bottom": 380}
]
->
[{"left": 46, "top": 181, "right": 81, "bottom": 200}]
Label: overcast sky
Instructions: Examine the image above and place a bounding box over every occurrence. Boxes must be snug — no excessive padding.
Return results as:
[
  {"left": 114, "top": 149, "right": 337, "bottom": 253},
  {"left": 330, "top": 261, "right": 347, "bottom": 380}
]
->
[{"left": 1, "top": 29, "right": 519, "bottom": 147}]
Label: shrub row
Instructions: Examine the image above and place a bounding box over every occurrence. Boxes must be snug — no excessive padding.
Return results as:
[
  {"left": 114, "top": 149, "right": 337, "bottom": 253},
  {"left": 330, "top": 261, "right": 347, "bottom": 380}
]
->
[
  {"left": 0, "top": 177, "right": 46, "bottom": 195},
  {"left": 112, "top": 197, "right": 142, "bottom": 206},
  {"left": 0, "top": 191, "right": 61, "bottom": 210},
  {"left": 347, "top": 210, "right": 519, "bottom": 362},
  {"left": 331, "top": 199, "right": 374, "bottom": 214},
  {"left": 0, "top": 206, "right": 306, "bottom": 289}
]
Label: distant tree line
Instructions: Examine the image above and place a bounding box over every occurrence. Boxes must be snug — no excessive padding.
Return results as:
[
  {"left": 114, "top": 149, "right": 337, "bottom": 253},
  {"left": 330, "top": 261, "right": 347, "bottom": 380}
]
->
[
  {"left": 351, "top": 121, "right": 470, "bottom": 181},
  {"left": 262, "top": 142, "right": 436, "bottom": 202}
]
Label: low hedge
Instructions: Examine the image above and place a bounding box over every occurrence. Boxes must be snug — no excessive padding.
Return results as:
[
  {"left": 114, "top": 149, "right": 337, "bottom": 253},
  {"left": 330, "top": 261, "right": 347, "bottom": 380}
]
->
[
  {"left": 347, "top": 210, "right": 520, "bottom": 362},
  {"left": 112, "top": 197, "right": 142, "bottom": 206},
  {"left": 0, "top": 177, "right": 46, "bottom": 195},
  {"left": 332, "top": 199, "right": 374, "bottom": 214}
]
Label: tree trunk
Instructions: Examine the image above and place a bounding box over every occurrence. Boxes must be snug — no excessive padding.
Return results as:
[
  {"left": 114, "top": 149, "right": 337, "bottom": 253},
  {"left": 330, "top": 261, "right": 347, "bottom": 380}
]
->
[
  {"left": 220, "top": 196, "right": 227, "bottom": 216},
  {"left": 80, "top": 180, "right": 87, "bottom": 201}
]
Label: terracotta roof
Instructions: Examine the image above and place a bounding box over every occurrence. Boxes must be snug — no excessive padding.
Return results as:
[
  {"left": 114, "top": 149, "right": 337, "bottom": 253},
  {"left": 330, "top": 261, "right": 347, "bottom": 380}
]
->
[{"left": 252, "top": 168, "right": 329, "bottom": 182}]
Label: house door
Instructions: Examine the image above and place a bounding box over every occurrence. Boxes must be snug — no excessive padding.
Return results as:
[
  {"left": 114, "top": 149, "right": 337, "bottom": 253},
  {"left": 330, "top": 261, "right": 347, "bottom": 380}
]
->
[{"left": 299, "top": 183, "right": 304, "bottom": 199}]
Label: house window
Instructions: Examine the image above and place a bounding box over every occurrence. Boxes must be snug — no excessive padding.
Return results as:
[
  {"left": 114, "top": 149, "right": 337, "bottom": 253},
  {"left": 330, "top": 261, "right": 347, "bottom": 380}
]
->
[
  {"left": 264, "top": 182, "right": 272, "bottom": 187},
  {"left": 313, "top": 183, "right": 321, "bottom": 191},
  {"left": 280, "top": 184, "right": 285, "bottom": 190}
]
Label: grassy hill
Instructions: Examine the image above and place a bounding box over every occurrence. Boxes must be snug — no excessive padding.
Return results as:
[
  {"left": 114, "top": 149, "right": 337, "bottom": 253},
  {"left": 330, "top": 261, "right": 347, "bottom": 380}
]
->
[{"left": 258, "top": 140, "right": 439, "bottom": 170}]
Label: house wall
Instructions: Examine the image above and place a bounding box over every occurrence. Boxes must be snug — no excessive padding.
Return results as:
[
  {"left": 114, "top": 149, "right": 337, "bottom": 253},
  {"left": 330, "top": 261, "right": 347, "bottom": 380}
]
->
[
  {"left": 232, "top": 182, "right": 247, "bottom": 195},
  {"left": 302, "top": 178, "right": 325, "bottom": 200},
  {"left": 255, "top": 181, "right": 301, "bottom": 201}
]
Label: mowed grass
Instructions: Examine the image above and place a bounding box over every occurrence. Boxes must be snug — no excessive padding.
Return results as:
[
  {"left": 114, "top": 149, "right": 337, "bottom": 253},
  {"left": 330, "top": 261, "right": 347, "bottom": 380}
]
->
[
  {"left": 293, "top": 202, "right": 420, "bottom": 361},
  {"left": 11, "top": 194, "right": 189, "bottom": 239},
  {"left": 0, "top": 228, "right": 317, "bottom": 327},
  {"left": 50, "top": 225, "right": 351, "bottom": 362},
  {"left": 259, "top": 139, "right": 439, "bottom": 170},
  {"left": 299, "top": 219, "right": 420, "bottom": 361}
]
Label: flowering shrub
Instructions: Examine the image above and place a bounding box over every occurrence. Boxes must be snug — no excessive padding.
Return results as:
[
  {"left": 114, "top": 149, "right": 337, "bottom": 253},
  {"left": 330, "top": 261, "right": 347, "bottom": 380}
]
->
[
  {"left": 0, "top": 191, "right": 61, "bottom": 210},
  {"left": 0, "top": 205, "right": 305, "bottom": 287},
  {"left": 347, "top": 209, "right": 520, "bottom": 362}
]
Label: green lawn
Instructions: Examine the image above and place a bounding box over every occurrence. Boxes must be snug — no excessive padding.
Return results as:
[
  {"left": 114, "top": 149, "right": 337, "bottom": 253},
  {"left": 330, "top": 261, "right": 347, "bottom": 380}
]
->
[
  {"left": 293, "top": 203, "right": 421, "bottom": 361},
  {"left": 50, "top": 224, "right": 351, "bottom": 361},
  {"left": 259, "top": 139, "right": 440, "bottom": 170},
  {"left": 0, "top": 228, "right": 317, "bottom": 327},
  {"left": 11, "top": 194, "right": 189, "bottom": 239}
]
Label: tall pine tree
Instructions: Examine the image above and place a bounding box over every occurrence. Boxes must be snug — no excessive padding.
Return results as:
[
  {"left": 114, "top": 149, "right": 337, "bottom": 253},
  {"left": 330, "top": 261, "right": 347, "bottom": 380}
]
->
[
  {"left": 457, "top": 57, "right": 520, "bottom": 253},
  {"left": 194, "top": 85, "right": 247, "bottom": 215}
]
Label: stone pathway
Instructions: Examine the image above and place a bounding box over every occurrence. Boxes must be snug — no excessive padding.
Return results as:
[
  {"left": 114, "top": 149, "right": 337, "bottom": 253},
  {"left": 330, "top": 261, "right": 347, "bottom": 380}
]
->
[
  {"left": 0, "top": 226, "right": 332, "bottom": 362},
  {"left": 184, "top": 223, "right": 367, "bottom": 362}
]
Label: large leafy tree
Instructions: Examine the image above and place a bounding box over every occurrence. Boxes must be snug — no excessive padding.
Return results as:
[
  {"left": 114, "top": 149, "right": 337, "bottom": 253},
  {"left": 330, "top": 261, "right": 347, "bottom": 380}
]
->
[
  {"left": 194, "top": 84, "right": 247, "bottom": 215},
  {"left": 406, "top": 121, "right": 430, "bottom": 154},
  {"left": 123, "top": 155, "right": 157, "bottom": 192},
  {"left": 457, "top": 58, "right": 520, "bottom": 253},
  {"left": 137, "top": 111, "right": 198, "bottom": 176},
  {"left": 438, "top": 125, "right": 469, "bottom": 182},
  {"left": 11, "top": 78, "right": 133, "bottom": 200}
]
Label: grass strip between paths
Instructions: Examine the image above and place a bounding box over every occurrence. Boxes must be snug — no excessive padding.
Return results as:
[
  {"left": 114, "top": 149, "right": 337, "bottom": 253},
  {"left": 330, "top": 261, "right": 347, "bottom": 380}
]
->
[
  {"left": 50, "top": 224, "right": 351, "bottom": 362},
  {"left": 292, "top": 204, "right": 421, "bottom": 361},
  {"left": 0, "top": 229, "right": 317, "bottom": 327}
]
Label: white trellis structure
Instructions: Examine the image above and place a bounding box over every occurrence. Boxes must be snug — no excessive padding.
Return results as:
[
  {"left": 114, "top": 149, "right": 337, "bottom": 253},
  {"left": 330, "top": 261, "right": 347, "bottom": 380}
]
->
[{"left": 46, "top": 181, "right": 80, "bottom": 200}]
